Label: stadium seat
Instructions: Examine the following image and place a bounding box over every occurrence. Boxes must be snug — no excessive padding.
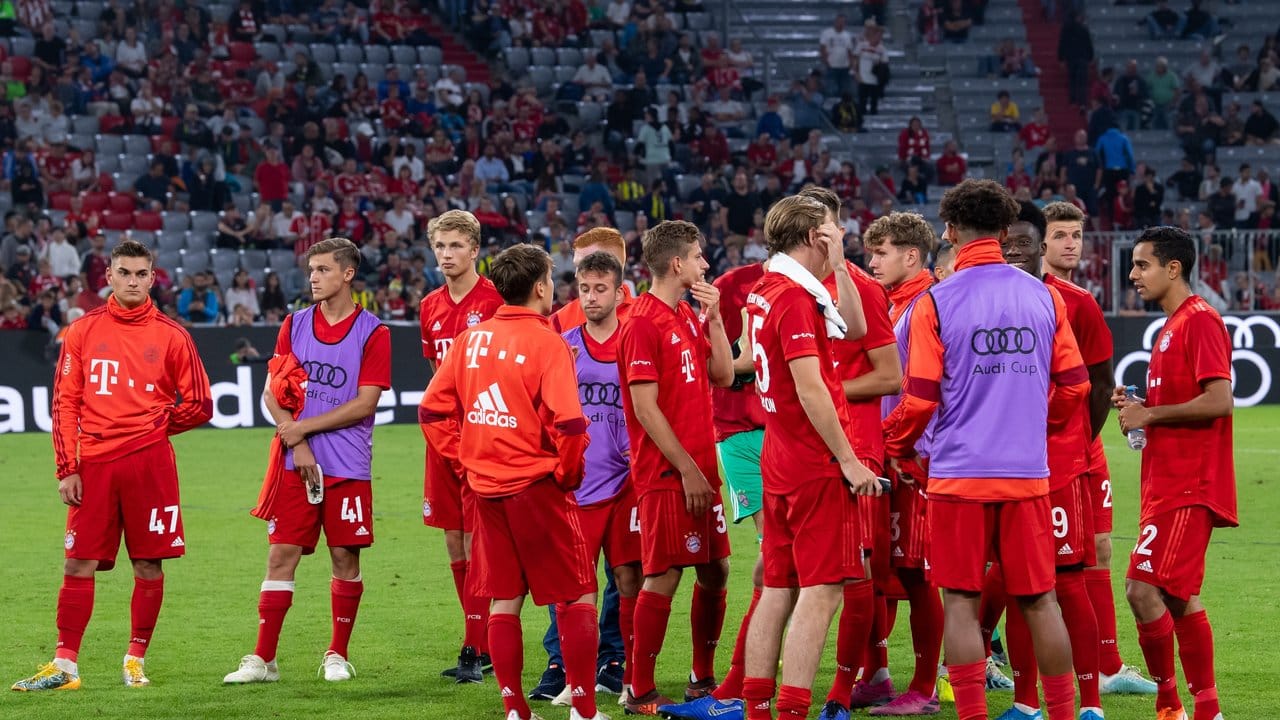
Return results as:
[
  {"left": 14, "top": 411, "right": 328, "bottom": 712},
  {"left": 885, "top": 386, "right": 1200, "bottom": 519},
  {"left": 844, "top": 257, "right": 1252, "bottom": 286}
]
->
[
  {"left": 103, "top": 211, "right": 133, "bottom": 231},
  {"left": 361, "top": 63, "right": 386, "bottom": 84},
  {"left": 108, "top": 193, "right": 137, "bottom": 213},
  {"left": 9, "top": 55, "right": 29, "bottom": 81},
  {"left": 157, "top": 231, "right": 186, "bottom": 252},
  {"left": 268, "top": 249, "right": 296, "bottom": 273},
  {"left": 190, "top": 212, "right": 219, "bottom": 235},
  {"left": 418, "top": 46, "right": 443, "bottom": 66},
  {"left": 181, "top": 249, "right": 210, "bottom": 274},
  {"left": 530, "top": 47, "right": 555, "bottom": 68},
  {"left": 95, "top": 134, "right": 123, "bottom": 156},
  {"left": 120, "top": 154, "right": 150, "bottom": 176},
  {"left": 83, "top": 192, "right": 110, "bottom": 213},
  {"left": 256, "top": 43, "right": 281, "bottom": 62},
  {"left": 123, "top": 135, "right": 151, "bottom": 156},
  {"left": 160, "top": 117, "right": 180, "bottom": 137},
  {"left": 162, "top": 212, "right": 190, "bottom": 232},
  {"left": 229, "top": 42, "right": 257, "bottom": 63},
  {"left": 337, "top": 44, "right": 362, "bottom": 64},
  {"left": 504, "top": 47, "right": 530, "bottom": 77},
  {"left": 530, "top": 67, "right": 554, "bottom": 95},
  {"left": 310, "top": 43, "right": 338, "bottom": 65},
  {"left": 130, "top": 230, "right": 156, "bottom": 248},
  {"left": 96, "top": 154, "right": 120, "bottom": 174},
  {"left": 76, "top": 1, "right": 103, "bottom": 20},
  {"left": 186, "top": 234, "right": 211, "bottom": 253},
  {"left": 211, "top": 248, "right": 241, "bottom": 272},
  {"left": 241, "top": 249, "right": 267, "bottom": 270},
  {"left": 556, "top": 48, "right": 582, "bottom": 67},
  {"left": 615, "top": 210, "right": 636, "bottom": 233},
  {"left": 364, "top": 45, "right": 390, "bottom": 66},
  {"left": 48, "top": 193, "right": 72, "bottom": 211},
  {"left": 99, "top": 115, "right": 129, "bottom": 134},
  {"left": 577, "top": 101, "right": 604, "bottom": 130},
  {"left": 391, "top": 45, "right": 417, "bottom": 66},
  {"left": 133, "top": 211, "right": 163, "bottom": 232},
  {"left": 72, "top": 116, "right": 99, "bottom": 135}
]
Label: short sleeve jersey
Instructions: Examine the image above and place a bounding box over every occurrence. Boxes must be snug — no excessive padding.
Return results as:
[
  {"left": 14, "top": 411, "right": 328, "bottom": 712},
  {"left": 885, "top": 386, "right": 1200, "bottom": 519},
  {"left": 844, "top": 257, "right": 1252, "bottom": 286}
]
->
[
  {"left": 617, "top": 293, "right": 718, "bottom": 496},
  {"left": 1043, "top": 274, "right": 1109, "bottom": 486},
  {"left": 710, "top": 262, "right": 768, "bottom": 441},
  {"left": 1141, "top": 296, "right": 1237, "bottom": 527},
  {"left": 823, "top": 261, "right": 897, "bottom": 462},
  {"left": 747, "top": 273, "right": 853, "bottom": 492},
  {"left": 418, "top": 276, "right": 504, "bottom": 364}
]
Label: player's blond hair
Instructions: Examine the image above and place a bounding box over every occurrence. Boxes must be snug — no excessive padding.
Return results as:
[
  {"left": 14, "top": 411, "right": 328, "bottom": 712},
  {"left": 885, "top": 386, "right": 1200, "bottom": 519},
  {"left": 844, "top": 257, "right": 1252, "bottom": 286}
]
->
[
  {"left": 764, "top": 195, "right": 827, "bottom": 255},
  {"left": 428, "top": 209, "right": 482, "bottom": 248},
  {"left": 573, "top": 227, "right": 627, "bottom": 265},
  {"left": 863, "top": 212, "right": 936, "bottom": 260},
  {"left": 306, "top": 237, "right": 360, "bottom": 270},
  {"left": 1042, "top": 201, "right": 1086, "bottom": 225}
]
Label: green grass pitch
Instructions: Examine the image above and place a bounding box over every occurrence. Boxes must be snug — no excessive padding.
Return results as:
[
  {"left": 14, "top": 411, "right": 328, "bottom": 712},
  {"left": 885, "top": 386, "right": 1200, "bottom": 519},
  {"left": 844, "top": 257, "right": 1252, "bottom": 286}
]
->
[{"left": 1, "top": 409, "right": 1277, "bottom": 719}]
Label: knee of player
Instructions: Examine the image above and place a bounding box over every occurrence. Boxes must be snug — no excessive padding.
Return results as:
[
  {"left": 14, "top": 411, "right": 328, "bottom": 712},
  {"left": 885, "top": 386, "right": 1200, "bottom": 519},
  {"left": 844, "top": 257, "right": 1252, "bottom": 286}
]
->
[
  {"left": 1123, "top": 578, "right": 1160, "bottom": 612},
  {"left": 131, "top": 558, "right": 164, "bottom": 579},
  {"left": 63, "top": 558, "right": 98, "bottom": 577},
  {"left": 696, "top": 559, "right": 730, "bottom": 589},
  {"left": 265, "top": 544, "right": 304, "bottom": 577},
  {"left": 1093, "top": 535, "right": 1113, "bottom": 565}
]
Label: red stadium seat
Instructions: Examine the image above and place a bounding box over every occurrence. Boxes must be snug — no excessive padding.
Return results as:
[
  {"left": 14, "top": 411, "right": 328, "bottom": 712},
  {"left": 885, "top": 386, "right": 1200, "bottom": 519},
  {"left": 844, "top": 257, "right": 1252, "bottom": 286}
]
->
[
  {"left": 149, "top": 135, "right": 167, "bottom": 154},
  {"left": 160, "top": 116, "right": 180, "bottom": 137},
  {"left": 109, "top": 193, "right": 137, "bottom": 213},
  {"left": 229, "top": 42, "right": 257, "bottom": 63},
  {"left": 99, "top": 115, "right": 129, "bottom": 134},
  {"left": 48, "top": 192, "right": 72, "bottom": 211},
  {"left": 98, "top": 173, "right": 115, "bottom": 192},
  {"left": 133, "top": 211, "right": 163, "bottom": 231},
  {"left": 9, "top": 56, "right": 30, "bottom": 81},
  {"left": 82, "top": 192, "right": 110, "bottom": 213},
  {"left": 103, "top": 212, "right": 133, "bottom": 231}
]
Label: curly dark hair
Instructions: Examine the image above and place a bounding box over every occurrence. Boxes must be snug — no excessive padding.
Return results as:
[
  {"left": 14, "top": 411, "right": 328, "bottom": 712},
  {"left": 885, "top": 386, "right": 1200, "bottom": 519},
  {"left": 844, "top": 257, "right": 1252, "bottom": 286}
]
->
[
  {"left": 1016, "top": 200, "right": 1046, "bottom": 242},
  {"left": 939, "top": 179, "right": 1020, "bottom": 235},
  {"left": 1135, "top": 226, "right": 1196, "bottom": 284}
]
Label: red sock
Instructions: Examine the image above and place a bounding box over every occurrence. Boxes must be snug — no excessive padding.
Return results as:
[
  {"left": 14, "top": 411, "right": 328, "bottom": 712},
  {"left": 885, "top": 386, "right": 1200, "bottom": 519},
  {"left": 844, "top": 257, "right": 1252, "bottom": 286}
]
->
[
  {"left": 55, "top": 575, "right": 95, "bottom": 662},
  {"left": 619, "top": 594, "right": 637, "bottom": 687},
  {"left": 902, "top": 572, "right": 944, "bottom": 697},
  {"left": 1085, "top": 567, "right": 1123, "bottom": 675},
  {"left": 827, "top": 581, "right": 873, "bottom": 703},
  {"left": 691, "top": 583, "right": 727, "bottom": 682},
  {"left": 776, "top": 684, "right": 812, "bottom": 719},
  {"left": 979, "top": 564, "right": 1006, "bottom": 658},
  {"left": 1005, "top": 600, "right": 1040, "bottom": 709},
  {"left": 885, "top": 598, "right": 900, "bottom": 635},
  {"left": 488, "top": 613, "right": 530, "bottom": 719},
  {"left": 743, "top": 676, "right": 777, "bottom": 720},
  {"left": 127, "top": 576, "right": 164, "bottom": 658},
  {"left": 449, "top": 559, "right": 467, "bottom": 606},
  {"left": 1042, "top": 671, "right": 1077, "bottom": 720},
  {"left": 329, "top": 576, "right": 363, "bottom": 658},
  {"left": 863, "top": 591, "right": 890, "bottom": 679},
  {"left": 1174, "top": 610, "right": 1220, "bottom": 720},
  {"left": 253, "top": 580, "right": 294, "bottom": 663},
  {"left": 1057, "top": 571, "right": 1101, "bottom": 709},
  {"left": 948, "top": 660, "right": 987, "bottom": 720},
  {"left": 558, "top": 602, "right": 599, "bottom": 718},
  {"left": 463, "top": 562, "right": 490, "bottom": 654},
  {"left": 1137, "top": 610, "right": 1181, "bottom": 712},
  {"left": 630, "top": 590, "right": 672, "bottom": 698},
  {"left": 714, "top": 587, "right": 761, "bottom": 700}
]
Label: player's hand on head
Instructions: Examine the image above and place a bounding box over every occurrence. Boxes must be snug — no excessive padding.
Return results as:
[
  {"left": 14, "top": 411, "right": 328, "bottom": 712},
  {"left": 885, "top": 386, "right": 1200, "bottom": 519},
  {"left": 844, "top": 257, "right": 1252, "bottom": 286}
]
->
[
  {"left": 58, "top": 473, "right": 82, "bottom": 506},
  {"left": 691, "top": 281, "right": 721, "bottom": 318},
  {"left": 681, "top": 466, "right": 715, "bottom": 516}
]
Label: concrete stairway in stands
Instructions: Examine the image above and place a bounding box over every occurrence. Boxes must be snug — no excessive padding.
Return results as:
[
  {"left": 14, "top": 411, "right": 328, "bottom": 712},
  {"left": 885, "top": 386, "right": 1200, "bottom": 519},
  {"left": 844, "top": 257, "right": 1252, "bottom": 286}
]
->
[
  {"left": 421, "top": 13, "right": 491, "bottom": 84},
  {"left": 1016, "top": 0, "right": 1079, "bottom": 144}
]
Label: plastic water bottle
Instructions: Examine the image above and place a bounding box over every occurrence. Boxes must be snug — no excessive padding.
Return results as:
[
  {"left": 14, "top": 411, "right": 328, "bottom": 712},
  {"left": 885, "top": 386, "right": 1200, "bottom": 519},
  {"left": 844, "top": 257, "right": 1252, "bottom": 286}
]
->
[{"left": 1124, "top": 385, "right": 1147, "bottom": 450}]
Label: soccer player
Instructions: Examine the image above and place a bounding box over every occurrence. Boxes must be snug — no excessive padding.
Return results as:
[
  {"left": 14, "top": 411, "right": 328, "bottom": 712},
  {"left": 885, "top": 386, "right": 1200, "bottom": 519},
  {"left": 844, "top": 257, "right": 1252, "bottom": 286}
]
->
[
  {"left": 999, "top": 200, "right": 1104, "bottom": 720},
  {"left": 1113, "top": 226, "right": 1236, "bottom": 720},
  {"left": 550, "top": 227, "right": 636, "bottom": 332},
  {"left": 419, "top": 209, "right": 504, "bottom": 682},
  {"left": 617, "top": 220, "right": 735, "bottom": 715},
  {"left": 883, "top": 179, "right": 1090, "bottom": 720},
  {"left": 223, "top": 237, "right": 391, "bottom": 684},
  {"left": 800, "top": 186, "right": 904, "bottom": 718},
  {"left": 1040, "top": 201, "right": 1158, "bottom": 695},
  {"left": 863, "top": 211, "right": 948, "bottom": 717},
  {"left": 933, "top": 243, "right": 956, "bottom": 281},
  {"left": 420, "top": 244, "right": 605, "bottom": 720},
  {"left": 12, "top": 240, "right": 212, "bottom": 692},
  {"left": 738, "top": 194, "right": 884, "bottom": 720}
]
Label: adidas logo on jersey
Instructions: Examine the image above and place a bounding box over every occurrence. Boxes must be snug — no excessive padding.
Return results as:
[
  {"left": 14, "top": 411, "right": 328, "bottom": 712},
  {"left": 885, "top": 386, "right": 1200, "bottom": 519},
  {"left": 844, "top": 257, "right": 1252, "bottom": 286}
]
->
[
  {"left": 670, "top": 332, "right": 681, "bottom": 345},
  {"left": 355, "top": 526, "right": 369, "bottom": 537},
  {"left": 467, "top": 383, "right": 518, "bottom": 428},
  {"left": 432, "top": 321, "right": 442, "bottom": 332},
  {"left": 170, "top": 536, "right": 185, "bottom": 548},
  {"left": 893, "top": 546, "right": 904, "bottom": 557},
  {"left": 1137, "top": 560, "right": 1154, "bottom": 572},
  {"left": 1057, "top": 543, "right": 1074, "bottom": 556}
]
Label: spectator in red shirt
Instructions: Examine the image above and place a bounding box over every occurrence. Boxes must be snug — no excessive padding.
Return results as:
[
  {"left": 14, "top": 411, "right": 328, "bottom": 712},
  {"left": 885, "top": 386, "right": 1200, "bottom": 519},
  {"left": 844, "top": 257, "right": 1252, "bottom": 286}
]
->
[
  {"left": 1112, "top": 179, "right": 1134, "bottom": 230},
  {"left": 1005, "top": 156, "right": 1033, "bottom": 193},
  {"left": 1019, "top": 107, "right": 1051, "bottom": 151},
  {"left": 380, "top": 84, "right": 407, "bottom": 132},
  {"left": 697, "top": 124, "right": 732, "bottom": 171},
  {"left": 254, "top": 144, "right": 291, "bottom": 210},
  {"left": 897, "top": 116, "right": 932, "bottom": 165},
  {"left": 832, "top": 160, "right": 863, "bottom": 202},
  {"left": 936, "top": 140, "right": 968, "bottom": 186}
]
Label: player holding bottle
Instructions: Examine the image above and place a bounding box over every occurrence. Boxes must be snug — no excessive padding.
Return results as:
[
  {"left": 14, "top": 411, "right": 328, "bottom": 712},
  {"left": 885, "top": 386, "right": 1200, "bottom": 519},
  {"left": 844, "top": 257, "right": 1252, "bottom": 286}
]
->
[
  {"left": 883, "top": 180, "right": 1090, "bottom": 720},
  {"left": 223, "top": 237, "right": 391, "bottom": 685},
  {"left": 617, "top": 220, "right": 736, "bottom": 715},
  {"left": 420, "top": 244, "right": 605, "bottom": 720},
  {"left": 12, "top": 240, "right": 212, "bottom": 692},
  {"left": 419, "top": 210, "right": 504, "bottom": 682},
  {"left": 1039, "top": 201, "right": 1158, "bottom": 695},
  {"left": 1114, "top": 226, "right": 1236, "bottom": 720}
]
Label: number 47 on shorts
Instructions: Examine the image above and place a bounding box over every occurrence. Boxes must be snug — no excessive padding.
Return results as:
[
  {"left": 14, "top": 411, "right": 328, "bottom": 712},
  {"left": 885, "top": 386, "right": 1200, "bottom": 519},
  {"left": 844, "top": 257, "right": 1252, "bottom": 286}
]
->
[{"left": 149, "top": 505, "right": 179, "bottom": 535}]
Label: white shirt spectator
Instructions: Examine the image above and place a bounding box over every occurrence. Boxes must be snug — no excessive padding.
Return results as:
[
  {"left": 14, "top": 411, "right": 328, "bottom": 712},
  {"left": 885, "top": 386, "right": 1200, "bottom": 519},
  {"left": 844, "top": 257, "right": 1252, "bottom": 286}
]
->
[
  {"left": 706, "top": 96, "right": 746, "bottom": 122},
  {"left": 434, "top": 76, "right": 464, "bottom": 108},
  {"left": 223, "top": 286, "right": 260, "bottom": 318},
  {"left": 1185, "top": 58, "right": 1220, "bottom": 90},
  {"left": 606, "top": 0, "right": 631, "bottom": 26},
  {"left": 475, "top": 156, "right": 510, "bottom": 184},
  {"left": 819, "top": 27, "right": 855, "bottom": 70},
  {"left": 131, "top": 93, "right": 164, "bottom": 125},
  {"left": 273, "top": 210, "right": 304, "bottom": 240},
  {"left": 116, "top": 39, "right": 148, "bottom": 73},
  {"left": 71, "top": 156, "right": 97, "bottom": 186},
  {"left": 393, "top": 154, "right": 426, "bottom": 182},
  {"left": 574, "top": 62, "right": 613, "bottom": 89},
  {"left": 43, "top": 237, "right": 81, "bottom": 278},
  {"left": 855, "top": 36, "right": 888, "bottom": 85},
  {"left": 1235, "top": 177, "right": 1263, "bottom": 221},
  {"left": 386, "top": 207, "right": 415, "bottom": 236}
]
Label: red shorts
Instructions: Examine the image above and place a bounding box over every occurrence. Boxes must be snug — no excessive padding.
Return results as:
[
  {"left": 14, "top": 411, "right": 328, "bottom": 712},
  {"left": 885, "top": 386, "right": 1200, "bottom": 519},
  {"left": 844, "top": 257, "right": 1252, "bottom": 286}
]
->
[
  {"left": 578, "top": 486, "right": 642, "bottom": 568},
  {"left": 422, "top": 445, "right": 474, "bottom": 531},
  {"left": 637, "top": 488, "right": 732, "bottom": 577},
  {"left": 470, "top": 478, "right": 597, "bottom": 605},
  {"left": 1126, "top": 506, "right": 1214, "bottom": 601},
  {"left": 268, "top": 473, "right": 375, "bottom": 554},
  {"left": 889, "top": 484, "right": 928, "bottom": 570},
  {"left": 1084, "top": 437, "right": 1113, "bottom": 534},
  {"left": 66, "top": 440, "right": 183, "bottom": 570},
  {"left": 1050, "top": 477, "right": 1096, "bottom": 568},
  {"left": 762, "top": 477, "right": 864, "bottom": 588},
  {"left": 927, "top": 495, "right": 1056, "bottom": 596},
  {"left": 857, "top": 457, "right": 890, "bottom": 581}
]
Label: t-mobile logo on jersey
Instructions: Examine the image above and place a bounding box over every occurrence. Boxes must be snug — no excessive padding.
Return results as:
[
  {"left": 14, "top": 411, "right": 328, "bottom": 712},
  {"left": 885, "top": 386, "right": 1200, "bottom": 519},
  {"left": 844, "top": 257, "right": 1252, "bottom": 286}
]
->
[
  {"left": 88, "top": 359, "right": 120, "bottom": 395},
  {"left": 680, "top": 348, "right": 695, "bottom": 383},
  {"left": 464, "top": 331, "right": 493, "bottom": 369},
  {"left": 433, "top": 338, "right": 453, "bottom": 361}
]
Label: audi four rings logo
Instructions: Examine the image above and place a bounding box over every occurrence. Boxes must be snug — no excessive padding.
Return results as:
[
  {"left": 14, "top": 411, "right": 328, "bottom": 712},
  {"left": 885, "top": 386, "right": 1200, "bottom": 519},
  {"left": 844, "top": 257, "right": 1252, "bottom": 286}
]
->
[
  {"left": 970, "top": 327, "right": 1037, "bottom": 355},
  {"left": 303, "top": 361, "right": 349, "bottom": 388},
  {"left": 579, "top": 381, "right": 623, "bottom": 408}
]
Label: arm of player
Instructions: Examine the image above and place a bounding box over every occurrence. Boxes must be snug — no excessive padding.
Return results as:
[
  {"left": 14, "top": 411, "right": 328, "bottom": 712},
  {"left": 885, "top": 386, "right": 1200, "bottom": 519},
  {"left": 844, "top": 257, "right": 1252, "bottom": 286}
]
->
[
  {"left": 52, "top": 323, "right": 84, "bottom": 503},
  {"left": 166, "top": 330, "right": 214, "bottom": 434},
  {"left": 629, "top": 381, "right": 715, "bottom": 515},
  {"left": 790, "top": 355, "right": 881, "bottom": 495},
  {"left": 1119, "top": 378, "right": 1232, "bottom": 433},
  {"left": 1047, "top": 289, "right": 1090, "bottom": 428},
  {"left": 692, "top": 281, "right": 736, "bottom": 387},
  {"left": 882, "top": 294, "right": 941, "bottom": 459},
  {"left": 278, "top": 385, "right": 383, "bottom": 446},
  {"left": 419, "top": 346, "right": 465, "bottom": 468},
  {"left": 540, "top": 339, "right": 590, "bottom": 491},
  {"left": 841, "top": 342, "right": 902, "bottom": 400},
  {"left": 1086, "top": 359, "right": 1115, "bottom": 439}
]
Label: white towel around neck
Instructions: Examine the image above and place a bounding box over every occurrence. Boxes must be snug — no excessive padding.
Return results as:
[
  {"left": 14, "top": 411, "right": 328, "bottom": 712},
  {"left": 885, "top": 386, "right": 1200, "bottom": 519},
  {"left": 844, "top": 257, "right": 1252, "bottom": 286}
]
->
[{"left": 766, "top": 253, "right": 847, "bottom": 339}]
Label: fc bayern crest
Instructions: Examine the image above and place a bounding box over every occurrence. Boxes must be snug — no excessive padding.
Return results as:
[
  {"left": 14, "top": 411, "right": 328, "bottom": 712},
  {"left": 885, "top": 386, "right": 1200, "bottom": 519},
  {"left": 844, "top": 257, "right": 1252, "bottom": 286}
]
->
[
  {"left": 466, "top": 310, "right": 483, "bottom": 327},
  {"left": 422, "top": 500, "right": 433, "bottom": 518},
  {"left": 267, "top": 518, "right": 277, "bottom": 536},
  {"left": 737, "top": 490, "right": 750, "bottom": 509},
  {"left": 685, "top": 532, "right": 703, "bottom": 554},
  {"left": 1159, "top": 331, "right": 1173, "bottom": 352},
  {"left": 64, "top": 532, "right": 75, "bottom": 550}
]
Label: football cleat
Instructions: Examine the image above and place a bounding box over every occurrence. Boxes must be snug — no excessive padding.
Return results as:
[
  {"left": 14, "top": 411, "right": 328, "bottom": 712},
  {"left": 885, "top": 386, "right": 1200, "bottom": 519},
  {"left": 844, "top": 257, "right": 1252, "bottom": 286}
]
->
[
  {"left": 11, "top": 661, "right": 81, "bottom": 691},
  {"left": 849, "top": 678, "right": 895, "bottom": 707},
  {"left": 552, "top": 684, "right": 573, "bottom": 707},
  {"left": 529, "top": 663, "right": 566, "bottom": 700},
  {"left": 596, "top": 660, "right": 625, "bottom": 694},
  {"left": 936, "top": 666, "right": 954, "bottom": 703},
  {"left": 618, "top": 684, "right": 631, "bottom": 706},
  {"left": 684, "top": 675, "right": 717, "bottom": 702},
  {"left": 869, "top": 689, "right": 941, "bottom": 715},
  {"left": 986, "top": 657, "right": 1015, "bottom": 690},
  {"left": 657, "top": 696, "right": 745, "bottom": 720},
  {"left": 622, "top": 688, "right": 675, "bottom": 715},
  {"left": 1154, "top": 709, "right": 1187, "bottom": 720},
  {"left": 994, "top": 706, "right": 1043, "bottom": 720},
  {"left": 123, "top": 655, "right": 149, "bottom": 687},
  {"left": 454, "top": 645, "right": 483, "bottom": 684},
  {"left": 505, "top": 711, "right": 548, "bottom": 720},
  {"left": 223, "top": 654, "right": 280, "bottom": 684},
  {"left": 1100, "top": 664, "right": 1158, "bottom": 694},
  {"left": 443, "top": 649, "right": 493, "bottom": 678},
  {"left": 570, "top": 710, "right": 612, "bottom": 720},
  {"left": 1078, "top": 709, "right": 1104, "bottom": 720},
  {"left": 319, "top": 651, "right": 354, "bottom": 682},
  {"left": 817, "top": 699, "right": 852, "bottom": 720}
]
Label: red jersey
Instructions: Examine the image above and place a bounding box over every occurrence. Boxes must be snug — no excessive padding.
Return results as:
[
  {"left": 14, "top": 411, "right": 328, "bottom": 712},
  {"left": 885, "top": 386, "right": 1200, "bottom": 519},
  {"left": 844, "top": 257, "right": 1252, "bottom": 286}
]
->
[
  {"left": 274, "top": 307, "right": 392, "bottom": 388},
  {"left": 617, "top": 293, "right": 718, "bottom": 496},
  {"left": 747, "top": 273, "right": 853, "bottom": 491},
  {"left": 1019, "top": 122, "right": 1050, "bottom": 150},
  {"left": 380, "top": 98, "right": 406, "bottom": 131},
  {"left": 52, "top": 297, "right": 213, "bottom": 479},
  {"left": 711, "top": 262, "right": 768, "bottom": 441},
  {"left": 30, "top": 274, "right": 64, "bottom": 297},
  {"left": 1040, "top": 273, "right": 1107, "bottom": 488},
  {"left": 549, "top": 285, "right": 634, "bottom": 333},
  {"left": 42, "top": 153, "right": 72, "bottom": 179},
  {"left": 418, "top": 275, "right": 504, "bottom": 364},
  {"left": 334, "top": 210, "right": 366, "bottom": 242},
  {"left": 823, "top": 261, "right": 897, "bottom": 463},
  {"left": 747, "top": 142, "right": 776, "bottom": 170},
  {"left": 936, "top": 154, "right": 967, "bottom": 186},
  {"left": 334, "top": 172, "right": 367, "bottom": 199},
  {"left": 1141, "top": 295, "right": 1237, "bottom": 527}
]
